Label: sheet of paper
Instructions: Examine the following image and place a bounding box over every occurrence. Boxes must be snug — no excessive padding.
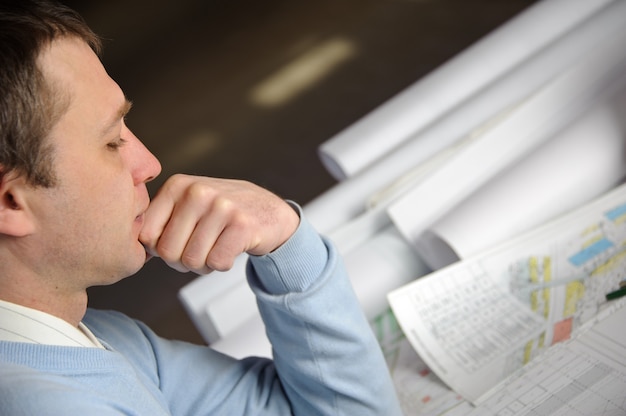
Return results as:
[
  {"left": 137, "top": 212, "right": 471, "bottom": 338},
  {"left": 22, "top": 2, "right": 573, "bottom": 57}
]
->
[
  {"left": 458, "top": 298, "right": 626, "bottom": 415},
  {"left": 389, "top": 183, "right": 626, "bottom": 403},
  {"left": 372, "top": 309, "right": 468, "bottom": 415},
  {"left": 388, "top": 264, "right": 547, "bottom": 402}
]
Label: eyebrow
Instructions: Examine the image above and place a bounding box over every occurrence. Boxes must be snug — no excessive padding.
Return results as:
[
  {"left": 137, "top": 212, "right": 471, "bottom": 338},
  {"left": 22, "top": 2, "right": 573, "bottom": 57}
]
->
[{"left": 100, "top": 99, "right": 133, "bottom": 137}]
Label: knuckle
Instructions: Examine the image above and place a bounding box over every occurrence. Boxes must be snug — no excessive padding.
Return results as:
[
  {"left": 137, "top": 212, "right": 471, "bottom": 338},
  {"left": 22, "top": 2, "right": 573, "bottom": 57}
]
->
[
  {"left": 155, "top": 243, "right": 180, "bottom": 264},
  {"left": 230, "top": 208, "right": 253, "bottom": 228},
  {"left": 212, "top": 195, "right": 235, "bottom": 216},
  {"left": 206, "top": 254, "right": 233, "bottom": 272},
  {"left": 206, "top": 244, "right": 238, "bottom": 272},
  {"left": 169, "top": 173, "right": 190, "bottom": 185},
  {"left": 161, "top": 173, "right": 188, "bottom": 194},
  {"left": 181, "top": 252, "right": 205, "bottom": 271},
  {"left": 183, "top": 181, "right": 214, "bottom": 203}
]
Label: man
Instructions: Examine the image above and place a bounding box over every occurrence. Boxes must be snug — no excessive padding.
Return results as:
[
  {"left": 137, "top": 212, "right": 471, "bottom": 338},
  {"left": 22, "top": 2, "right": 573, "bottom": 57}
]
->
[{"left": 0, "top": 1, "right": 402, "bottom": 414}]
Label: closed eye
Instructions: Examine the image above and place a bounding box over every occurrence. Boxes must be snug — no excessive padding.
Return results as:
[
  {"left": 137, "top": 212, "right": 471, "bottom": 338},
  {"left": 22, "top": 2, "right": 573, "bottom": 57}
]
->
[{"left": 107, "top": 137, "right": 127, "bottom": 150}]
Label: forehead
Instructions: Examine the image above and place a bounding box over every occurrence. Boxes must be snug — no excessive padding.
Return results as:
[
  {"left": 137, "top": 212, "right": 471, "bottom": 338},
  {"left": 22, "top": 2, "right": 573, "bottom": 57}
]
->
[{"left": 38, "top": 36, "right": 126, "bottom": 132}]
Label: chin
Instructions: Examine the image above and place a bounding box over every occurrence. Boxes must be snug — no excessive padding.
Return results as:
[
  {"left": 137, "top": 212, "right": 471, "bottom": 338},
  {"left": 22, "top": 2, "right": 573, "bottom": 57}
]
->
[
  {"left": 127, "top": 249, "right": 149, "bottom": 275},
  {"left": 111, "top": 247, "right": 149, "bottom": 282}
]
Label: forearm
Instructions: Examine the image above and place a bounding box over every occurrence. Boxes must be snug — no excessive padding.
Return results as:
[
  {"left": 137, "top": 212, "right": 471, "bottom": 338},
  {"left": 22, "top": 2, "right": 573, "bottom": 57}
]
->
[{"left": 247, "top": 206, "right": 402, "bottom": 415}]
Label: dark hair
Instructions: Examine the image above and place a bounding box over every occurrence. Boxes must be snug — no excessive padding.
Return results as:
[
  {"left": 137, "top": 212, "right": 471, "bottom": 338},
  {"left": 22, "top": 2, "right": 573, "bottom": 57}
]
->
[{"left": 0, "top": 0, "right": 101, "bottom": 186}]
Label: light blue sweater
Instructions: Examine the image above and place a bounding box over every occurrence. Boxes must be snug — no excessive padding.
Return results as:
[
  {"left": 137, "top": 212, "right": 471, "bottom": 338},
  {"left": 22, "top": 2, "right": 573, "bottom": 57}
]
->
[{"left": 0, "top": 212, "right": 402, "bottom": 415}]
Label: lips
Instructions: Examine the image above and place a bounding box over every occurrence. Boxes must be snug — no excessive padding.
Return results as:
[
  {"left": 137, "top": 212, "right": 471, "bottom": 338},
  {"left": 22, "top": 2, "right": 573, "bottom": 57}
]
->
[{"left": 135, "top": 198, "right": 150, "bottom": 224}]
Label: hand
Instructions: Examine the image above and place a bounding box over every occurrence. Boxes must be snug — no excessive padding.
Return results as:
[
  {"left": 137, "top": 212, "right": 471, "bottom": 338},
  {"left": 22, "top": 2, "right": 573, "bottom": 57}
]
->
[{"left": 139, "top": 174, "right": 300, "bottom": 274}]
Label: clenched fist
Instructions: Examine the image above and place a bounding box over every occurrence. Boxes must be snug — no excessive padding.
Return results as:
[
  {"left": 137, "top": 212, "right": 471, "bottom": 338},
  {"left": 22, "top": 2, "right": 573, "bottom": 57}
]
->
[{"left": 139, "top": 174, "right": 300, "bottom": 275}]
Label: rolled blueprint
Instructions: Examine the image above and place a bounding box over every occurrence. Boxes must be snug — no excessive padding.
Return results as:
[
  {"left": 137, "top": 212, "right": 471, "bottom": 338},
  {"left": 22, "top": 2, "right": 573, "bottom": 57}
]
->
[
  {"left": 211, "top": 314, "right": 272, "bottom": 359},
  {"left": 415, "top": 86, "right": 626, "bottom": 270},
  {"left": 306, "top": 0, "right": 626, "bottom": 235},
  {"left": 388, "top": 15, "right": 626, "bottom": 250},
  {"left": 178, "top": 254, "right": 255, "bottom": 344},
  {"left": 341, "top": 225, "right": 430, "bottom": 321},
  {"left": 317, "top": 0, "right": 616, "bottom": 181}
]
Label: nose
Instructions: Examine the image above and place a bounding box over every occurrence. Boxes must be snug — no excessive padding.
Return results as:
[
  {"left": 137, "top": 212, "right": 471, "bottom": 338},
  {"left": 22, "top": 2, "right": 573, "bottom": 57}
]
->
[{"left": 126, "top": 128, "right": 162, "bottom": 184}]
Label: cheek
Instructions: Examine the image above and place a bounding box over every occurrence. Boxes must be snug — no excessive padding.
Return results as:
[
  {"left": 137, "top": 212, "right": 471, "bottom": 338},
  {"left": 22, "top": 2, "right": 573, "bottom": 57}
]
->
[
  {"left": 51, "top": 150, "right": 137, "bottom": 223},
  {"left": 76, "top": 161, "right": 132, "bottom": 202},
  {"left": 57, "top": 174, "right": 132, "bottom": 239}
]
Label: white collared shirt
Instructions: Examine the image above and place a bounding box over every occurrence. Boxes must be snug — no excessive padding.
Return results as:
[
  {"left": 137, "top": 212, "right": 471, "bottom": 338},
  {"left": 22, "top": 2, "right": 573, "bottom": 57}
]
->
[{"left": 0, "top": 299, "right": 104, "bottom": 348}]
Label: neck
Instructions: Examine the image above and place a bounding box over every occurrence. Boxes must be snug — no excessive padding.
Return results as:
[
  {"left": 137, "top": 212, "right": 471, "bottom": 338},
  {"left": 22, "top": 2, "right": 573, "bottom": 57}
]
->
[{"left": 0, "top": 276, "right": 88, "bottom": 327}]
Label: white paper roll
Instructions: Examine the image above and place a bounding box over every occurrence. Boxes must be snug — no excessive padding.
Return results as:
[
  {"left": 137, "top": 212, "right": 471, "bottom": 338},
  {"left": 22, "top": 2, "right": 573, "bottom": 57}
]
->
[
  {"left": 416, "top": 86, "right": 626, "bottom": 270},
  {"left": 306, "top": 0, "right": 626, "bottom": 235},
  {"left": 342, "top": 225, "right": 430, "bottom": 321},
  {"left": 210, "top": 313, "right": 272, "bottom": 359},
  {"left": 388, "top": 14, "right": 626, "bottom": 248},
  {"left": 318, "top": 0, "right": 616, "bottom": 181}
]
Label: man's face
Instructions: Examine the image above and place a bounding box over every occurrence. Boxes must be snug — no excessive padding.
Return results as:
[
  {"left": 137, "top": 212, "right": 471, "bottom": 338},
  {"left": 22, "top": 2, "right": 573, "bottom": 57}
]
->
[{"left": 24, "top": 36, "right": 162, "bottom": 290}]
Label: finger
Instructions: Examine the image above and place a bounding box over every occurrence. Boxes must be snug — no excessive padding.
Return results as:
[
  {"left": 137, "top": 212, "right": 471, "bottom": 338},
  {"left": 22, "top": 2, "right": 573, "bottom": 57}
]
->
[
  {"left": 202, "top": 221, "right": 253, "bottom": 272},
  {"left": 178, "top": 211, "right": 231, "bottom": 273},
  {"left": 139, "top": 189, "right": 176, "bottom": 256},
  {"left": 140, "top": 174, "right": 200, "bottom": 255}
]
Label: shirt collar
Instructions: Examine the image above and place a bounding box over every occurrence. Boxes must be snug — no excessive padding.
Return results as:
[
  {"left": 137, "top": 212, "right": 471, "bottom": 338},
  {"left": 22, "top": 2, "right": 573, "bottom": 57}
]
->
[{"left": 0, "top": 299, "right": 104, "bottom": 348}]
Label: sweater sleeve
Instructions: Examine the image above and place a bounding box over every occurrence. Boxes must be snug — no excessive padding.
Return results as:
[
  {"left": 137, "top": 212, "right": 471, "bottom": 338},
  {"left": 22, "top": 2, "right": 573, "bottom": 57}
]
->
[{"left": 245, "top": 204, "right": 402, "bottom": 415}]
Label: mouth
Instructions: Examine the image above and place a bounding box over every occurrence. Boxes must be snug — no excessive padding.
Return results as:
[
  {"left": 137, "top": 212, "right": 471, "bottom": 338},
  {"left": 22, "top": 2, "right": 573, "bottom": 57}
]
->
[{"left": 135, "top": 200, "right": 149, "bottom": 224}]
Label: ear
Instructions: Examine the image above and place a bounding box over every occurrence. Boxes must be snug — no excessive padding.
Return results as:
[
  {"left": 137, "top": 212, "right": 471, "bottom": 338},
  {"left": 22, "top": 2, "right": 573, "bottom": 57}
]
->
[{"left": 0, "top": 170, "right": 37, "bottom": 237}]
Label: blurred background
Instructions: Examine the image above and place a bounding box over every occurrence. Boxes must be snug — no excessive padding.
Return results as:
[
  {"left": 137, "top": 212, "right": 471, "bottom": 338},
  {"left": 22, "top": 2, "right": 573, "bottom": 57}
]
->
[{"left": 68, "top": 0, "right": 537, "bottom": 344}]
